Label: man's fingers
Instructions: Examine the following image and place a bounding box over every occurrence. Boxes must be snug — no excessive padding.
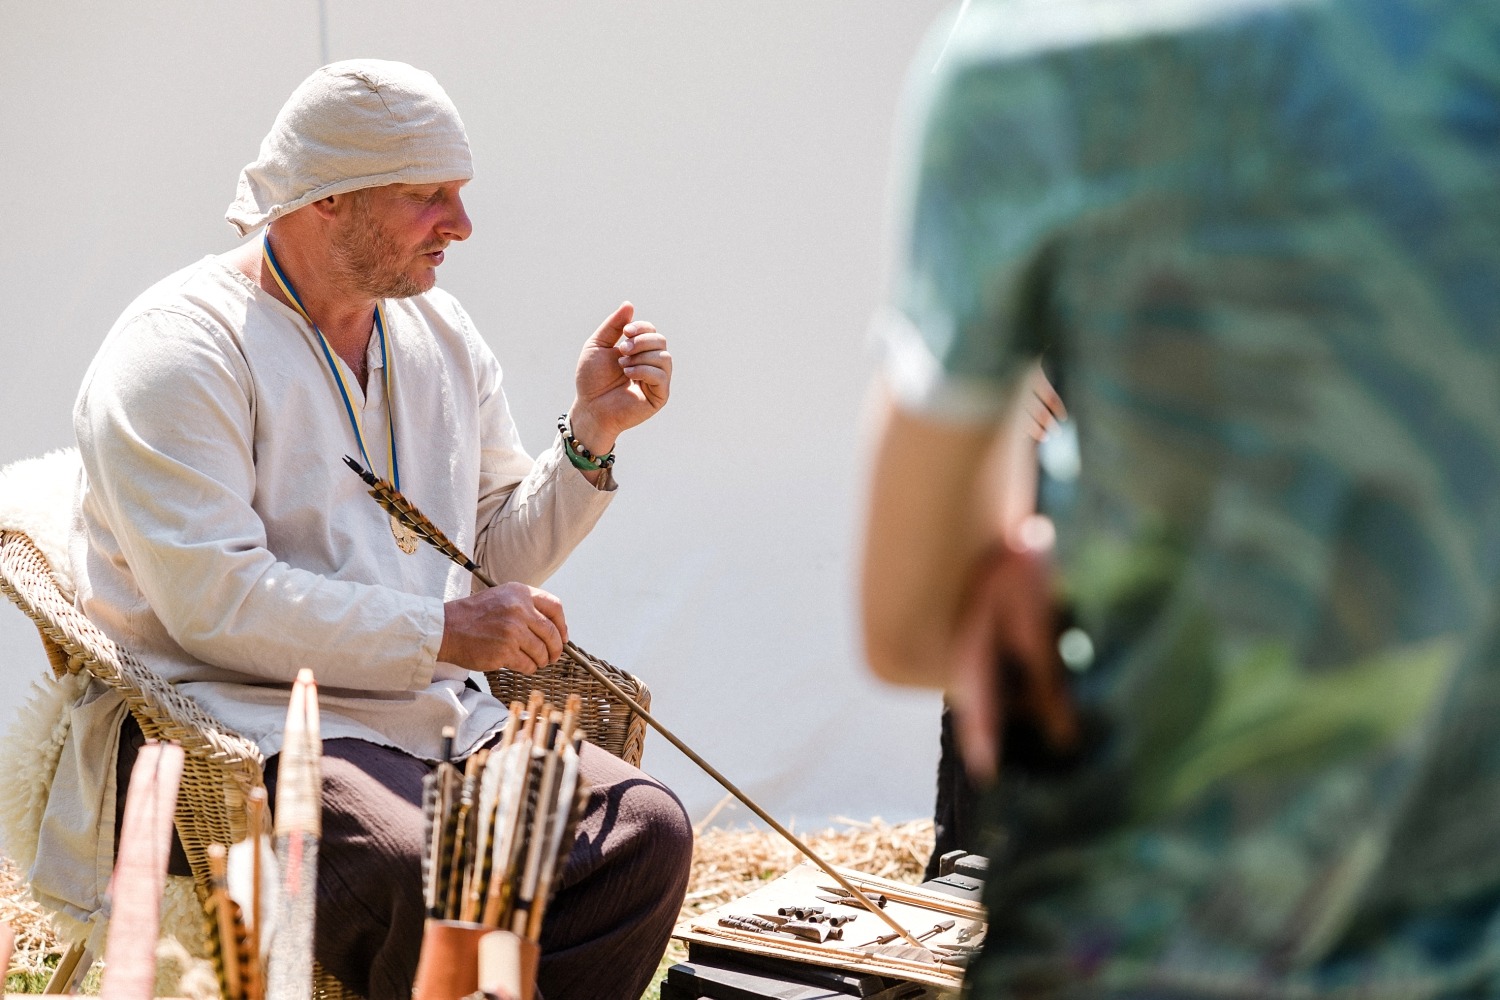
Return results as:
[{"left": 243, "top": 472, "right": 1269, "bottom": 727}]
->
[
  {"left": 621, "top": 361, "right": 671, "bottom": 388},
  {"left": 1029, "top": 370, "right": 1066, "bottom": 423},
  {"left": 519, "top": 630, "right": 551, "bottom": 671},
  {"left": 996, "top": 531, "right": 1081, "bottom": 755},
  {"left": 619, "top": 347, "right": 671, "bottom": 370},
  {"left": 528, "top": 586, "right": 567, "bottom": 663},
  {"left": 530, "top": 587, "right": 568, "bottom": 646},
  {"left": 590, "top": 301, "right": 636, "bottom": 346},
  {"left": 1023, "top": 418, "right": 1048, "bottom": 443},
  {"left": 949, "top": 558, "right": 1005, "bottom": 784},
  {"left": 626, "top": 368, "right": 671, "bottom": 408},
  {"left": 947, "top": 535, "right": 1078, "bottom": 780},
  {"left": 619, "top": 330, "right": 666, "bottom": 353},
  {"left": 499, "top": 618, "right": 545, "bottom": 670},
  {"left": 528, "top": 614, "right": 564, "bottom": 667},
  {"left": 442, "top": 583, "right": 575, "bottom": 675}
]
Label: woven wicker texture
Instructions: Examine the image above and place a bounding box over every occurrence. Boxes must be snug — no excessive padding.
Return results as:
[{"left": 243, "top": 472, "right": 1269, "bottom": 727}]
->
[
  {"left": 0, "top": 531, "right": 264, "bottom": 880},
  {"left": 0, "top": 529, "right": 357, "bottom": 998},
  {"left": 487, "top": 645, "right": 651, "bottom": 768},
  {"left": 1, "top": 523, "right": 652, "bottom": 999}
]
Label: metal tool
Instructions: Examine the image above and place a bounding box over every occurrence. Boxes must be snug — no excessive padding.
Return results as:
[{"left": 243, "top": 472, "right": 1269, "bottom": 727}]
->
[
  {"left": 916, "top": 920, "right": 956, "bottom": 944},
  {"left": 818, "top": 886, "right": 888, "bottom": 908},
  {"left": 857, "top": 919, "right": 955, "bottom": 950}
]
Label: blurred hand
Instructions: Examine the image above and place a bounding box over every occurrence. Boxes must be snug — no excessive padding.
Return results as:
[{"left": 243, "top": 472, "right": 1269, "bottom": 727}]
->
[
  {"left": 439, "top": 582, "right": 568, "bottom": 674},
  {"left": 948, "top": 514, "right": 1078, "bottom": 784},
  {"left": 1022, "top": 369, "right": 1067, "bottom": 442},
  {"left": 569, "top": 302, "right": 673, "bottom": 456}
]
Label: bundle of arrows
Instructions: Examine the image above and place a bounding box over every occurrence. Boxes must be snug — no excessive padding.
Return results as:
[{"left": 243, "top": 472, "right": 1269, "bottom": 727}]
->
[{"left": 423, "top": 692, "right": 590, "bottom": 938}]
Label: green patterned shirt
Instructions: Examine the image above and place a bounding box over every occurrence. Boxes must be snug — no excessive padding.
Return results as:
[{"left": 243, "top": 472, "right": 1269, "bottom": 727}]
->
[{"left": 885, "top": 0, "right": 1500, "bottom": 995}]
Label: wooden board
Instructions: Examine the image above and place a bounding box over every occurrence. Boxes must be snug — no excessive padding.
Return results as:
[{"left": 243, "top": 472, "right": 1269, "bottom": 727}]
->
[{"left": 672, "top": 863, "right": 984, "bottom": 992}]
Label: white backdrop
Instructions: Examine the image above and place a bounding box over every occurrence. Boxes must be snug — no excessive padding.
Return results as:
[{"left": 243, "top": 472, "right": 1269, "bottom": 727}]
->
[{"left": 0, "top": 1, "right": 951, "bottom": 831}]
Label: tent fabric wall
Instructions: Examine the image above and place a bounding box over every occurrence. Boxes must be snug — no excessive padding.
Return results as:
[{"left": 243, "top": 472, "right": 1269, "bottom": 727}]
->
[{"left": 0, "top": 1, "right": 951, "bottom": 829}]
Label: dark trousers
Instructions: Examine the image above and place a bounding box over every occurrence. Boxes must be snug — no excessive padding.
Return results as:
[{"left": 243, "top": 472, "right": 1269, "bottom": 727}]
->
[
  {"left": 925, "top": 701, "right": 982, "bottom": 881},
  {"left": 120, "top": 720, "right": 693, "bottom": 1000}
]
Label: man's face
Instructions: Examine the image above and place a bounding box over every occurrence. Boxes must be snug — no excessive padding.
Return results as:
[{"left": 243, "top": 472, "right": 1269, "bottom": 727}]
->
[{"left": 329, "top": 180, "right": 472, "bottom": 299}]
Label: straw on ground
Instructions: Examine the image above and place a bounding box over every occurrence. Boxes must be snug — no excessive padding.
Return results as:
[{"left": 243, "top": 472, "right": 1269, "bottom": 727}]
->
[{"left": 2, "top": 815, "right": 937, "bottom": 995}]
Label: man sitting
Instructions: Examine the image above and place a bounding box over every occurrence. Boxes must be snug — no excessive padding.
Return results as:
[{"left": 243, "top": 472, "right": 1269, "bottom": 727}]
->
[{"left": 58, "top": 59, "right": 689, "bottom": 999}]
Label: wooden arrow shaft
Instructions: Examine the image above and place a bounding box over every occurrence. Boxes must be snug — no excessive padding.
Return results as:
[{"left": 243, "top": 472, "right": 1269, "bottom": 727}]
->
[
  {"left": 560, "top": 641, "right": 924, "bottom": 949},
  {"left": 352, "top": 463, "right": 925, "bottom": 949}
]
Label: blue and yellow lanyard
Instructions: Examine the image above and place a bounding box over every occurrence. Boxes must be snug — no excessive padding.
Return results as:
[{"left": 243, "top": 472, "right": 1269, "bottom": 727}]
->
[{"left": 262, "top": 237, "right": 401, "bottom": 493}]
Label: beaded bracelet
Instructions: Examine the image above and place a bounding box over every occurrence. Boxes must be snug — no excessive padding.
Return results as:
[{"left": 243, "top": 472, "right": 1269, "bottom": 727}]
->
[{"left": 558, "top": 414, "right": 616, "bottom": 470}]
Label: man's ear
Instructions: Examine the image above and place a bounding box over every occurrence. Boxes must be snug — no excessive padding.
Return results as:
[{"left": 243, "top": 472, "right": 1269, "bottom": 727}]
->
[{"left": 308, "top": 194, "right": 343, "bottom": 221}]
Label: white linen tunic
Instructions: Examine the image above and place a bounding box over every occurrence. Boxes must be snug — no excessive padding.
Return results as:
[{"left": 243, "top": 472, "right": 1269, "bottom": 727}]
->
[{"left": 39, "top": 252, "right": 613, "bottom": 942}]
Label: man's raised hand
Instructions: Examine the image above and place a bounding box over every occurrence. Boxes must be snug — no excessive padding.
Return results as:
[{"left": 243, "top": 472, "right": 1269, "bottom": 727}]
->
[
  {"left": 439, "top": 582, "right": 568, "bottom": 674},
  {"left": 568, "top": 301, "right": 673, "bottom": 457}
]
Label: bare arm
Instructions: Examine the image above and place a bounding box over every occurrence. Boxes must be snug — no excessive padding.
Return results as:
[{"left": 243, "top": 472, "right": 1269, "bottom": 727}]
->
[
  {"left": 859, "top": 368, "right": 1074, "bottom": 780},
  {"left": 859, "top": 368, "right": 1057, "bottom": 685},
  {"left": 859, "top": 390, "right": 1003, "bottom": 688},
  {"left": 455, "top": 302, "right": 672, "bottom": 674}
]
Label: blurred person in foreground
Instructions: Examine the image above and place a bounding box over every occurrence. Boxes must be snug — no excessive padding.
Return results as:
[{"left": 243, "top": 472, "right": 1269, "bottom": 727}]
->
[
  {"left": 861, "top": 0, "right": 1500, "bottom": 996},
  {"left": 58, "top": 60, "right": 689, "bottom": 999}
]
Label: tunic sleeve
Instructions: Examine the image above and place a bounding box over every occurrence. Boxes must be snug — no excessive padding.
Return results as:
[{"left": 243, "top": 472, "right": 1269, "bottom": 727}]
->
[
  {"left": 882, "top": 32, "right": 1091, "bottom": 422},
  {"left": 73, "top": 307, "right": 444, "bottom": 691}
]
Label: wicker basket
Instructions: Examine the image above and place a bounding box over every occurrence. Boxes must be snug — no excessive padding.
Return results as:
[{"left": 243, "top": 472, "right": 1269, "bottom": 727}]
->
[{"left": 487, "top": 644, "right": 650, "bottom": 768}]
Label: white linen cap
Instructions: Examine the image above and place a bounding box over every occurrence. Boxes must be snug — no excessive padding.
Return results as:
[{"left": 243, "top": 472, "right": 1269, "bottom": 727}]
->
[{"left": 226, "top": 59, "right": 474, "bottom": 237}]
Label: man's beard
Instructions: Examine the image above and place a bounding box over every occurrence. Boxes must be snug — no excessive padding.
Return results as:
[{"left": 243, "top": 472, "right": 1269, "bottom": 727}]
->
[{"left": 328, "top": 193, "right": 436, "bottom": 300}]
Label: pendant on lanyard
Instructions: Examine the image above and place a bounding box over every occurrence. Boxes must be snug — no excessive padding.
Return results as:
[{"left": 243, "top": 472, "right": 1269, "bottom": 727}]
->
[{"left": 262, "top": 236, "right": 419, "bottom": 554}]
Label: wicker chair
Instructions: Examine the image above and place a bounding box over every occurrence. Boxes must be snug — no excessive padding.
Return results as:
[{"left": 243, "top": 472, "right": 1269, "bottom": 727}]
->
[{"left": 0, "top": 463, "right": 651, "bottom": 997}]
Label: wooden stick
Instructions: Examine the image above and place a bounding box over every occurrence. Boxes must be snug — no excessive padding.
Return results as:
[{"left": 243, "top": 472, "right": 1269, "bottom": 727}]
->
[
  {"left": 454, "top": 752, "right": 486, "bottom": 921},
  {"left": 529, "top": 698, "right": 582, "bottom": 934},
  {"left": 559, "top": 642, "right": 923, "bottom": 947},
  {"left": 208, "top": 845, "right": 244, "bottom": 1000},
  {"left": 516, "top": 714, "right": 564, "bottom": 941},
  {"left": 529, "top": 743, "right": 580, "bottom": 937},
  {"left": 444, "top": 753, "right": 480, "bottom": 920},
  {"left": 246, "top": 786, "right": 267, "bottom": 977},
  {"left": 473, "top": 700, "right": 524, "bottom": 924},
  {"left": 461, "top": 749, "right": 494, "bottom": 923},
  {"left": 481, "top": 741, "right": 529, "bottom": 927},
  {"left": 693, "top": 923, "right": 960, "bottom": 981}
]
